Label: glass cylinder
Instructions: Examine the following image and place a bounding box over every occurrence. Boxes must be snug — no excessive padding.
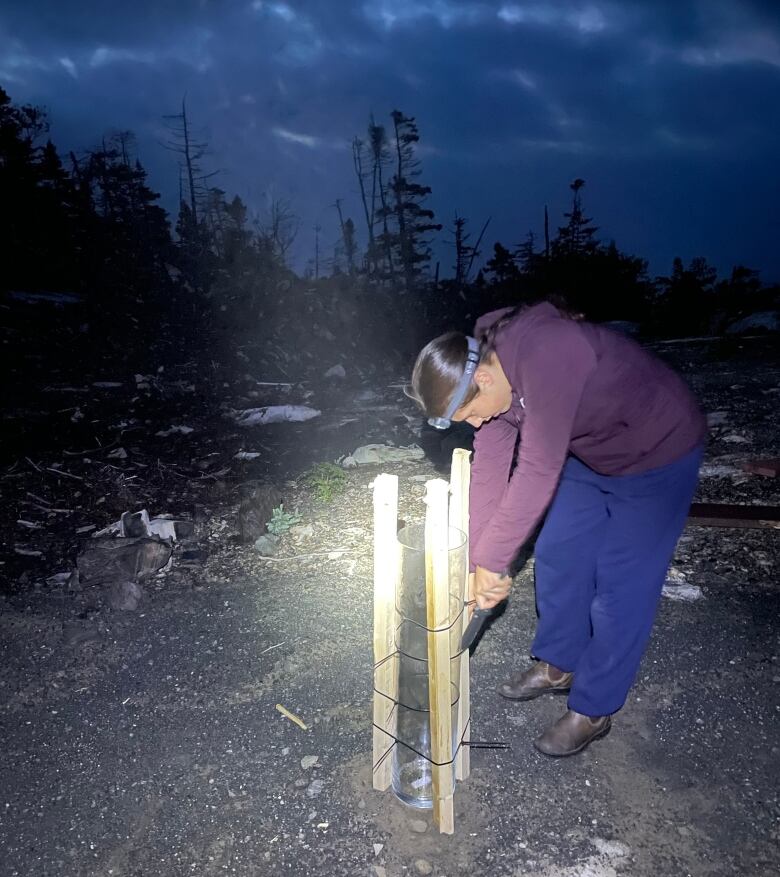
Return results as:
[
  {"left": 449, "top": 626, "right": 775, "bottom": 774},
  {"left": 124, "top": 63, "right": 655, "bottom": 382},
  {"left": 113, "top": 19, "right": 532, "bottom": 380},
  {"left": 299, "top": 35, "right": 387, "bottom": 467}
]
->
[{"left": 391, "top": 522, "right": 466, "bottom": 809}]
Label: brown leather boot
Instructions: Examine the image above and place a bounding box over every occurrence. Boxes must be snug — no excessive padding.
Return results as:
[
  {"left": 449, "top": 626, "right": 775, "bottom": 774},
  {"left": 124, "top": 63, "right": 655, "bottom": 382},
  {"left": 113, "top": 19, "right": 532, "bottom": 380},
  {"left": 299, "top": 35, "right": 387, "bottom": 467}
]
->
[
  {"left": 533, "top": 709, "right": 611, "bottom": 757},
  {"left": 497, "top": 660, "right": 573, "bottom": 701}
]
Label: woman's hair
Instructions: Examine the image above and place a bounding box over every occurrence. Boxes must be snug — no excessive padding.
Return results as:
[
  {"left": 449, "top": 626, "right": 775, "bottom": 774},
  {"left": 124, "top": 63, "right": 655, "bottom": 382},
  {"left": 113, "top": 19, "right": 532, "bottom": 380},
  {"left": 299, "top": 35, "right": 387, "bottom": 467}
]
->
[
  {"left": 408, "top": 331, "right": 481, "bottom": 418},
  {"left": 408, "top": 296, "right": 580, "bottom": 418}
]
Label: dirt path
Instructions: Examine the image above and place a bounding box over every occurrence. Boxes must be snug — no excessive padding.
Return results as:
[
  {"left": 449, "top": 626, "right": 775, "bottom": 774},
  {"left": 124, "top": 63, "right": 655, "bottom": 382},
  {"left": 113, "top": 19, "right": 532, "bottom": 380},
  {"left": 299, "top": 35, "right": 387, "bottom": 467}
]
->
[{"left": 1, "top": 338, "right": 779, "bottom": 876}]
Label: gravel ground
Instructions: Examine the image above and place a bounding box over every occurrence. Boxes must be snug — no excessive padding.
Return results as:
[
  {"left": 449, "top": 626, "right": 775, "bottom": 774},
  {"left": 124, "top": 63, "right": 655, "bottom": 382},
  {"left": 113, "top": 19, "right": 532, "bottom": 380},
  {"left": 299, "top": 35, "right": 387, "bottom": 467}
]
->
[{"left": 1, "top": 336, "right": 778, "bottom": 876}]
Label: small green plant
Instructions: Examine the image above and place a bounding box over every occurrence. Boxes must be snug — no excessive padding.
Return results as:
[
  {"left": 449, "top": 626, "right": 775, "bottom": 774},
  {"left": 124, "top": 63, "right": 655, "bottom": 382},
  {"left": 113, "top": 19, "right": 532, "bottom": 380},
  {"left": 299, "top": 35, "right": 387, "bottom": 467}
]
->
[
  {"left": 266, "top": 504, "right": 302, "bottom": 536},
  {"left": 303, "top": 462, "right": 347, "bottom": 503}
]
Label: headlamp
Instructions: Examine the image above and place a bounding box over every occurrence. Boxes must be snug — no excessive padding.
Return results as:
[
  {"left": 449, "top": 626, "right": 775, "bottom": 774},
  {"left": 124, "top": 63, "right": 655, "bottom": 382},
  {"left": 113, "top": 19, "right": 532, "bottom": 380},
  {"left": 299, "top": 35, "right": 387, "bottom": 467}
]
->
[{"left": 427, "top": 336, "right": 480, "bottom": 430}]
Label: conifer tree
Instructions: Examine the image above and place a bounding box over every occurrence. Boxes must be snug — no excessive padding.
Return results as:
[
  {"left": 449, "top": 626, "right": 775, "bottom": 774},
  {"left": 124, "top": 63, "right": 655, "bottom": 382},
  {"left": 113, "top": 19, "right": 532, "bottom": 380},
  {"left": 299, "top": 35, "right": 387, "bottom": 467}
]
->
[{"left": 377, "top": 110, "right": 442, "bottom": 291}]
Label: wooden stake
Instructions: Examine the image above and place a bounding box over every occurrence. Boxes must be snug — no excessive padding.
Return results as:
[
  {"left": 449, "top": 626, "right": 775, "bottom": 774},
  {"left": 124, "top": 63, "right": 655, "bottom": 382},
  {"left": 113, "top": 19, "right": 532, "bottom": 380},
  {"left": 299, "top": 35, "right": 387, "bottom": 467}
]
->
[
  {"left": 372, "top": 474, "right": 399, "bottom": 791},
  {"left": 449, "top": 448, "right": 472, "bottom": 781},
  {"left": 687, "top": 502, "right": 780, "bottom": 529},
  {"left": 425, "top": 478, "right": 455, "bottom": 834}
]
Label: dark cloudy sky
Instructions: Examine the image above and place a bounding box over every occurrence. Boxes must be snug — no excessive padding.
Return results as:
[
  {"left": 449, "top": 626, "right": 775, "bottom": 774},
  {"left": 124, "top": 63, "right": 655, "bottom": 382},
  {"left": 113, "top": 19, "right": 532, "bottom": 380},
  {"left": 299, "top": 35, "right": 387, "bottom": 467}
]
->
[{"left": 2, "top": 0, "right": 780, "bottom": 281}]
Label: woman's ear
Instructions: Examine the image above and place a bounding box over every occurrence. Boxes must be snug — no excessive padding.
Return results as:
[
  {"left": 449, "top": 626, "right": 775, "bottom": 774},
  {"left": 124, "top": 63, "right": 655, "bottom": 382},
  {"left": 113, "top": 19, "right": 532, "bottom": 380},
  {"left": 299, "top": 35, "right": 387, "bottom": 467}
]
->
[{"left": 474, "top": 364, "right": 494, "bottom": 390}]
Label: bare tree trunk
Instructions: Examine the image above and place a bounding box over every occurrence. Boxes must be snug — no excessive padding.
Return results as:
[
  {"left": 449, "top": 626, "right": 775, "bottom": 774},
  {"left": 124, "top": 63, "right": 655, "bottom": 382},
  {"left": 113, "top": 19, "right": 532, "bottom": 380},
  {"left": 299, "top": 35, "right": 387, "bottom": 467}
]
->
[
  {"left": 352, "top": 138, "right": 373, "bottom": 260},
  {"left": 392, "top": 114, "right": 411, "bottom": 290},
  {"left": 544, "top": 205, "right": 550, "bottom": 258},
  {"left": 181, "top": 98, "right": 198, "bottom": 225},
  {"left": 465, "top": 217, "right": 491, "bottom": 283}
]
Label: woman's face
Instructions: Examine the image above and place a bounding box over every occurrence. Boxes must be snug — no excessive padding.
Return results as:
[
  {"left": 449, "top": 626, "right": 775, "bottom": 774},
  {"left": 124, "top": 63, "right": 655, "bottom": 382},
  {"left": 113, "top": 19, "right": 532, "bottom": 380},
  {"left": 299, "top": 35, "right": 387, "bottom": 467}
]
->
[{"left": 452, "top": 357, "right": 512, "bottom": 429}]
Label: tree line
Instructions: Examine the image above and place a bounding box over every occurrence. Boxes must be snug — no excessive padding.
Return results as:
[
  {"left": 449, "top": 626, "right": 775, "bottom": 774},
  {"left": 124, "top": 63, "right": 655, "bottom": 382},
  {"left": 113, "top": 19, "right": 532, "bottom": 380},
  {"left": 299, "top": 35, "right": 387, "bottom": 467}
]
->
[{"left": 1, "top": 86, "right": 776, "bottom": 380}]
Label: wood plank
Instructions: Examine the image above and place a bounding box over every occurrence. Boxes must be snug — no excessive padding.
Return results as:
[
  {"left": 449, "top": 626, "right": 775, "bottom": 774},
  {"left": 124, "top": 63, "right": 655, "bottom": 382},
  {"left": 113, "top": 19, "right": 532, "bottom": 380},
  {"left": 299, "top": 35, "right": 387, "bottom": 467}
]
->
[
  {"left": 687, "top": 502, "right": 780, "bottom": 530},
  {"left": 372, "top": 473, "right": 399, "bottom": 791},
  {"left": 425, "top": 478, "right": 455, "bottom": 835},
  {"left": 741, "top": 459, "right": 780, "bottom": 478},
  {"left": 449, "top": 448, "right": 471, "bottom": 782}
]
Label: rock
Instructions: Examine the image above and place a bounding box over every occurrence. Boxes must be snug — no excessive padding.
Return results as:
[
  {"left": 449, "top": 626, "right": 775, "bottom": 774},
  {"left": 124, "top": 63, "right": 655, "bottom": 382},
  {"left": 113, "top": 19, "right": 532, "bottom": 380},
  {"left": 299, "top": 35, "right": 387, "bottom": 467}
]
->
[
  {"left": 590, "top": 837, "right": 630, "bottom": 857},
  {"left": 662, "top": 583, "right": 704, "bottom": 602},
  {"left": 290, "top": 523, "right": 314, "bottom": 540},
  {"left": 409, "top": 819, "right": 428, "bottom": 834},
  {"left": 306, "top": 779, "right": 325, "bottom": 798},
  {"left": 342, "top": 443, "right": 425, "bottom": 468},
  {"left": 77, "top": 537, "right": 172, "bottom": 584},
  {"left": 324, "top": 364, "right": 346, "bottom": 379},
  {"left": 372, "top": 866, "right": 387, "bottom": 877},
  {"left": 414, "top": 859, "right": 433, "bottom": 875},
  {"left": 373, "top": 843, "right": 384, "bottom": 856},
  {"left": 239, "top": 484, "right": 283, "bottom": 543},
  {"left": 107, "top": 580, "right": 143, "bottom": 611},
  {"left": 706, "top": 411, "right": 728, "bottom": 426},
  {"left": 300, "top": 755, "right": 319, "bottom": 769},
  {"left": 252, "top": 534, "right": 279, "bottom": 556}
]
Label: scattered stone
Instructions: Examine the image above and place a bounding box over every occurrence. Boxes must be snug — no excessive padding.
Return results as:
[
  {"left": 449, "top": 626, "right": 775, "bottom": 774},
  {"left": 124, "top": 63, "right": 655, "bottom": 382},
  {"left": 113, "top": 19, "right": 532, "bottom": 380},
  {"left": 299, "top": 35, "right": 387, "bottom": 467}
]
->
[
  {"left": 324, "top": 364, "right": 346, "bottom": 379},
  {"left": 409, "top": 819, "right": 428, "bottom": 834},
  {"left": 590, "top": 837, "right": 630, "bottom": 857},
  {"left": 414, "top": 859, "right": 433, "bottom": 875},
  {"left": 341, "top": 443, "right": 425, "bottom": 468},
  {"left": 232, "top": 405, "right": 321, "bottom": 426},
  {"left": 306, "top": 779, "right": 325, "bottom": 798},
  {"left": 662, "top": 583, "right": 704, "bottom": 602},
  {"left": 706, "top": 411, "right": 728, "bottom": 427},
  {"left": 373, "top": 843, "right": 384, "bottom": 857},
  {"left": 294, "top": 778, "right": 308, "bottom": 788},
  {"left": 252, "top": 534, "right": 279, "bottom": 556},
  {"left": 372, "top": 866, "right": 387, "bottom": 877},
  {"left": 301, "top": 755, "right": 319, "bottom": 770}
]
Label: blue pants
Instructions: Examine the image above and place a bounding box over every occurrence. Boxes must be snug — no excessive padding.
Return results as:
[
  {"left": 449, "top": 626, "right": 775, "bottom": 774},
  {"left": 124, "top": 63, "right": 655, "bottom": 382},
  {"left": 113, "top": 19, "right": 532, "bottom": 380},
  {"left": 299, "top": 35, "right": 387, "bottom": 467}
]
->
[{"left": 531, "top": 445, "right": 703, "bottom": 717}]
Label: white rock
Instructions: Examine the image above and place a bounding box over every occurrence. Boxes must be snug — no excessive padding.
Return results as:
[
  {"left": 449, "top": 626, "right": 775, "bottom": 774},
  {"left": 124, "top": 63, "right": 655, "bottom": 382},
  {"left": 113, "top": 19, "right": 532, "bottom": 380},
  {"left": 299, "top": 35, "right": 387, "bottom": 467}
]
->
[
  {"left": 662, "top": 583, "right": 704, "bottom": 602},
  {"left": 590, "top": 837, "right": 630, "bottom": 857},
  {"left": 342, "top": 443, "right": 425, "bottom": 467},
  {"left": 233, "top": 405, "right": 321, "bottom": 426},
  {"left": 300, "top": 755, "right": 319, "bottom": 769},
  {"left": 706, "top": 411, "right": 728, "bottom": 426}
]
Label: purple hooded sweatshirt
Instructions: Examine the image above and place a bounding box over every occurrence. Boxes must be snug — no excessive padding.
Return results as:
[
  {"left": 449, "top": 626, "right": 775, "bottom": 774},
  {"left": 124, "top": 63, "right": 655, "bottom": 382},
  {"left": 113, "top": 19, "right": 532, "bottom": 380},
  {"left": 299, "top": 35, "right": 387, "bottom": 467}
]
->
[{"left": 469, "top": 303, "right": 707, "bottom": 574}]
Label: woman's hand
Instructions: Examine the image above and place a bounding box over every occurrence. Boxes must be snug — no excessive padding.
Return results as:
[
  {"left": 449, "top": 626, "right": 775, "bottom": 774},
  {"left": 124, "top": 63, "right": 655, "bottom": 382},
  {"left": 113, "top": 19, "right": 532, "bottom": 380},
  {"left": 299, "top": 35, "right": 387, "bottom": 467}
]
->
[{"left": 474, "top": 565, "right": 512, "bottom": 610}]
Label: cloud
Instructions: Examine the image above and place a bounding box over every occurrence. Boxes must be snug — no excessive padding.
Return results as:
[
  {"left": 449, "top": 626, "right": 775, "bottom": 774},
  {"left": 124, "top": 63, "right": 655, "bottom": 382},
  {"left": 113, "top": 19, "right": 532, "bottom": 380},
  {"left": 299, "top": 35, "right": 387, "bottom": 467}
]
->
[
  {"left": 58, "top": 56, "right": 78, "bottom": 78},
  {"left": 362, "top": 0, "right": 486, "bottom": 30},
  {"left": 89, "top": 46, "right": 155, "bottom": 69},
  {"left": 272, "top": 126, "right": 321, "bottom": 148},
  {"left": 497, "top": 2, "right": 609, "bottom": 34},
  {"left": 0, "top": 0, "right": 778, "bottom": 279}
]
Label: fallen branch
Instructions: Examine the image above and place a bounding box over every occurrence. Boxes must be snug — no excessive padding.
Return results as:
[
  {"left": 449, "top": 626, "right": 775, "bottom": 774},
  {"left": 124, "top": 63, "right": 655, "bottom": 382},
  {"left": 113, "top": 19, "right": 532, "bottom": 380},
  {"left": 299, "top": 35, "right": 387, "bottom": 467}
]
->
[
  {"left": 45, "top": 466, "right": 84, "bottom": 482},
  {"left": 254, "top": 549, "right": 352, "bottom": 561},
  {"left": 63, "top": 439, "right": 119, "bottom": 457},
  {"left": 275, "top": 704, "right": 308, "bottom": 731}
]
